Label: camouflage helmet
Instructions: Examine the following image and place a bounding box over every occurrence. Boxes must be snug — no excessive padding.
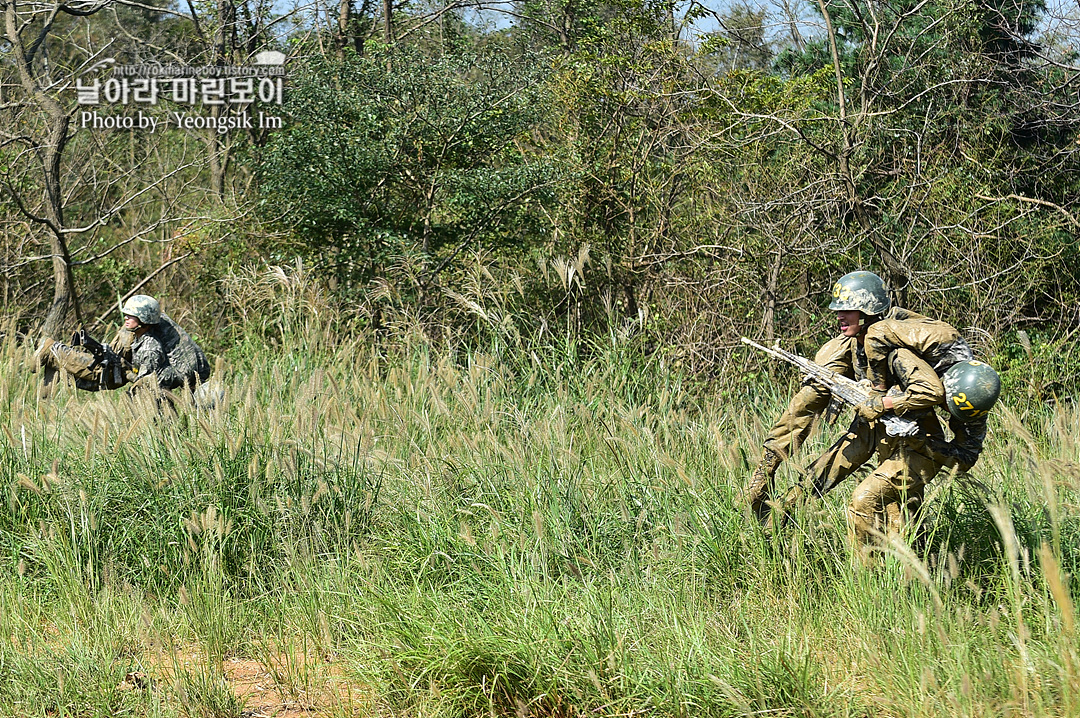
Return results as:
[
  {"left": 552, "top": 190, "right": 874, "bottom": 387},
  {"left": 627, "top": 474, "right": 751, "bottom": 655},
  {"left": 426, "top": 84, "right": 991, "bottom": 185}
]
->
[
  {"left": 828, "top": 271, "right": 891, "bottom": 316},
  {"left": 121, "top": 294, "right": 161, "bottom": 325},
  {"left": 943, "top": 360, "right": 1000, "bottom": 421}
]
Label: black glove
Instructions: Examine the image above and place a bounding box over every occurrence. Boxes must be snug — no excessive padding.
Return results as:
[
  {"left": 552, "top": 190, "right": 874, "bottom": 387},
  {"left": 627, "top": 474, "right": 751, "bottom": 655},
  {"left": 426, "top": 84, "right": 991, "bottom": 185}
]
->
[{"left": 924, "top": 437, "right": 978, "bottom": 471}]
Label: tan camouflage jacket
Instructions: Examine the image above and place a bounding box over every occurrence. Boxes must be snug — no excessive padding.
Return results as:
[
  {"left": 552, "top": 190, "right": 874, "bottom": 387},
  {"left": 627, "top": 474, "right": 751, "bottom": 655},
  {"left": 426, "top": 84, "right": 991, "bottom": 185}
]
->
[{"left": 863, "top": 308, "right": 973, "bottom": 388}]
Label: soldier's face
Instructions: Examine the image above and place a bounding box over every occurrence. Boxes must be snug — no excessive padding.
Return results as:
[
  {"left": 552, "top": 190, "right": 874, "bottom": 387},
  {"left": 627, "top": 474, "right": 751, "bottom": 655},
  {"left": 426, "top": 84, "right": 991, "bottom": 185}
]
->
[
  {"left": 836, "top": 310, "right": 864, "bottom": 338},
  {"left": 123, "top": 315, "right": 141, "bottom": 331}
]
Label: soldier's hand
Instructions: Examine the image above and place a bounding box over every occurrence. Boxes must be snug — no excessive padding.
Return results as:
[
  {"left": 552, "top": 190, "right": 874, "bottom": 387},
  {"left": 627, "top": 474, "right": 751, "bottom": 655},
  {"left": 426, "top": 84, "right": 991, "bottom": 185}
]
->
[{"left": 856, "top": 393, "right": 886, "bottom": 421}]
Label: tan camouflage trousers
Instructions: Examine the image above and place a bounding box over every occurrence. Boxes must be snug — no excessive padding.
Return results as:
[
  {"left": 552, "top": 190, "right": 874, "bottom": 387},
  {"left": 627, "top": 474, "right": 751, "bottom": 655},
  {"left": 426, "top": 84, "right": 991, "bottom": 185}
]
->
[{"left": 803, "top": 416, "right": 943, "bottom": 545}]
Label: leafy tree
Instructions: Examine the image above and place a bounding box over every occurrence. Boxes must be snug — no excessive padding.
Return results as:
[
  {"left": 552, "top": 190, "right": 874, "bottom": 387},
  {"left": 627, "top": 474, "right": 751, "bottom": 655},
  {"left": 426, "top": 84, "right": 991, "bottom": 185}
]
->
[
  {"left": 727, "top": 0, "right": 1080, "bottom": 334},
  {"left": 257, "top": 43, "right": 555, "bottom": 300}
]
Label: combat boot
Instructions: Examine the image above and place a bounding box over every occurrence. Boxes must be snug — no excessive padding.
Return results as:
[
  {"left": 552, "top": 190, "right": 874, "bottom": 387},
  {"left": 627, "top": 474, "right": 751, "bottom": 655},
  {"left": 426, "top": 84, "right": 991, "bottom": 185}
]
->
[
  {"left": 746, "top": 448, "right": 782, "bottom": 523},
  {"left": 33, "top": 337, "right": 57, "bottom": 372},
  {"left": 48, "top": 342, "right": 98, "bottom": 379}
]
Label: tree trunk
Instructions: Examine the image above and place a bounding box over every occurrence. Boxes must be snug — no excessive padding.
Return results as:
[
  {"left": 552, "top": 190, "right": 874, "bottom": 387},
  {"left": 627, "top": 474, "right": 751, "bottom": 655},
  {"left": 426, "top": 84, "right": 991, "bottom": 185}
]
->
[
  {"left": 336, "top": 0, "right": 351, "bottom": 59},
  {"left": 558, "top": 0, "right": 575, "bottom": 54},
  {"left": 796, "top": 269, "right": 810, "bottom": 336},
  {"left": 5, "top": 0, "right": 83, "bottom": 337},
  {"left": 209, "top": 0, "right": 236, "bottom": 199},
  {"left": 42, "top": 114, "right": 82, "bottom": 337}
]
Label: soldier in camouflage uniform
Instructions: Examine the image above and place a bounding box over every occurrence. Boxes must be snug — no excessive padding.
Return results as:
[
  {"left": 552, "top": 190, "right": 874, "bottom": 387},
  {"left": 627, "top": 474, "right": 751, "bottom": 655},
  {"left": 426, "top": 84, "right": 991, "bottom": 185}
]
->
[
  {"left": 747, "top": 270, "right": 902, "bottom": 523},
  {"left": 747, "top": 271, "right": 999, "bottom": 545},
  {"left": 35, "top": 294, "right": 210, "bottom": 396},
  {"left": 921, "top": 360, "right": 998, "bottom": 473},
  {"left": 121, "top": 295, "right": 210, "bottom": 392}
]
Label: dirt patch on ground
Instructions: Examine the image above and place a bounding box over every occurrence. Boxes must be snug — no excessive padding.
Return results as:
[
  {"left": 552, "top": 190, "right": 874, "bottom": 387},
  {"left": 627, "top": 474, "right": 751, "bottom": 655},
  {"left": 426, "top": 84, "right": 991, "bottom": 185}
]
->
[
  {"left": 225, "top": 654, "right": 373, "bottom": 717},
  {"left": 129, "top": 645, "right": 376, "bottom": 717}
]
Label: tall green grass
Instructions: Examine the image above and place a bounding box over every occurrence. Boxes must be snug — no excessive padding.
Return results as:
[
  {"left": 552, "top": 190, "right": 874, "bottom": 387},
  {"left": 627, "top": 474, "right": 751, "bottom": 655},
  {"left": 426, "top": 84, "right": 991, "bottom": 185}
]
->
[{"left": 1, "top": 321, "right": 1077, "bottom": 717}]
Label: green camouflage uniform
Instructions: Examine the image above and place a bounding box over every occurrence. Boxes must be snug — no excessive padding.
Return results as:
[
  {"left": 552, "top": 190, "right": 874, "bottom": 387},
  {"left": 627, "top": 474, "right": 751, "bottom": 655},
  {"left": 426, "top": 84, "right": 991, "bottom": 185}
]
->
[{"left": 41, "top": 314, "right": 209, "bottom": 394}]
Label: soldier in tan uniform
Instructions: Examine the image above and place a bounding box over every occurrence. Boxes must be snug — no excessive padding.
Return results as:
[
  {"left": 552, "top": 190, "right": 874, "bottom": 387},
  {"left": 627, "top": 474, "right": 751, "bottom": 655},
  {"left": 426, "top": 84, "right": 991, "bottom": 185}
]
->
[
  {"left": 748, "top": 270, "right": 901, "bottom": 522},
  {"left": 811, "top": 355, "right": 998, "bottom": 545},
  {"left": 748, "top": 271, "right": 1001, "bottom": 545},
  {"left": 922, "top": 360, "right": 998, "bottom": 473},
  {"left": 855, "top": 309, "right": 996, "bottom": 485},
  {"left": 810, "top": 346, "right": 947, "bottom": 544},
  {"left": 747, "top": 271, "right": 949, "bottom": 543}
]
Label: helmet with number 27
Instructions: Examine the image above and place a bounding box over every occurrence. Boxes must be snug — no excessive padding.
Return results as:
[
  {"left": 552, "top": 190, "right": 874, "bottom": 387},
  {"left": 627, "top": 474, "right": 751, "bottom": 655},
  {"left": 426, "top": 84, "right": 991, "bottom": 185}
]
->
[{"left": 943, "top": 360, "right": 1001, "bottom": 421}]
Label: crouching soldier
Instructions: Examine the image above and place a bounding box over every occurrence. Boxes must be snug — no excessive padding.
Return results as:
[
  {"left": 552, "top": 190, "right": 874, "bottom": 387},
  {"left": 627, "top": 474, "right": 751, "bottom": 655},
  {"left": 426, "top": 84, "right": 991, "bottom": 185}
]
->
[
  {"left": 746, "top": 270, "right": 897, "bottom": 523},
  {"left": 36, "top": 295, "right": 210, "bottom": 399}
]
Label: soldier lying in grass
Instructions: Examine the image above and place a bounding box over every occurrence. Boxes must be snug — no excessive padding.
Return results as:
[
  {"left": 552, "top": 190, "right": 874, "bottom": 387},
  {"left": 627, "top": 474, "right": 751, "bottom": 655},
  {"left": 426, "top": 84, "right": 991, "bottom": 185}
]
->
[{"left": 35, "top": 294, "right": 210, "bottom": 400}]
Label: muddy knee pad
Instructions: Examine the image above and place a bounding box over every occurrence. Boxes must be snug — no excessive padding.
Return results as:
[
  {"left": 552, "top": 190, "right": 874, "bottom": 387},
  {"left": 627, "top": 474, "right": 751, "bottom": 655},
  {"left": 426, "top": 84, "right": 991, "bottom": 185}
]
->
[{"left": 847, "top": 504, "right": 878, "bottom": 544}]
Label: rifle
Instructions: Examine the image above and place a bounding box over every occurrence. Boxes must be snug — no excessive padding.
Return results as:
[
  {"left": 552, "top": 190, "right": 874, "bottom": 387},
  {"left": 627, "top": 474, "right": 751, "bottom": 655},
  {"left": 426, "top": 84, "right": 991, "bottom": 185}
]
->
[
  {"left": 75, "top": 329, "right": 106, "bottom": 363},
  {"left": 74, "top": 328, "right": 132, "bottom": 389},
  {"left": 742, "top": 336, "right": 919, "bottom": 438}
]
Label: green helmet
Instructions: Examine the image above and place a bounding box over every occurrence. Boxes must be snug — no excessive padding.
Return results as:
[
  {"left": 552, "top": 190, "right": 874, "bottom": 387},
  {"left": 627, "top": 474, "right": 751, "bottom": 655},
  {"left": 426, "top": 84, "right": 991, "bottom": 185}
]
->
[
  {"left": 121, "top": 294, "right": 161, "bottom": 325},
  {"left": 828, "top": 271, "right": 891, "bottom": 316},
  {"left": 943, "top": 360, "right": 1000, "bottom": 421}
]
